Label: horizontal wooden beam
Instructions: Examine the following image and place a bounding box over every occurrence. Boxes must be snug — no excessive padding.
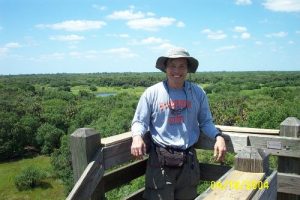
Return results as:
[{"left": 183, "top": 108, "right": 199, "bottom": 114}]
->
[
  {"left": 195, "top": 131, "right": 249, "bottom": 153},
  {"left": 103, "top": 159, "right": 147, "bottom": 192},
  {"left": 101, "top": 131, "right": 131, "bottom": 147},
  {"left": 216, "top": 125, "right": 279, "bottom": 135},
  {"left": 196, "top": 131, "right": 300, "bottom": 158},
  {"left": 277, "top": 172, "right": 300, "bottom": 195},
  {"left": 103, "top": 140, "right": 134, "bottom": 169},
  {"left": 248, "top": 134, "right": 300, "bottom": 158}
]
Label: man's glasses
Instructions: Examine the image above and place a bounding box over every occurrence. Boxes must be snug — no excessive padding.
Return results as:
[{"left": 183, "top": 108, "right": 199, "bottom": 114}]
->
[
  {"left": 164, "top": 80, "right": 188, "bottom": 116},
  {"left": 169, "top": 106, "right": 187, "bottom": 115},
  {"left": 168, "top": 90, "right": 188, "bottom": 115}
]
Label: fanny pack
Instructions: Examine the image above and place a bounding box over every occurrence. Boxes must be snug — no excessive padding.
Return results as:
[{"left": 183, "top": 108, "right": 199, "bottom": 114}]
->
[{"left": 156, "top": 146, "right": 187, "bottom": 167}]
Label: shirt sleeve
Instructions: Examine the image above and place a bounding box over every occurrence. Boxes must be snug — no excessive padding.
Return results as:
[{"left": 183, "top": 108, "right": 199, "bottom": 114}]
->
[
  {"left": 197, "top": 91, "right": 219, "bottom": 139},
  {"left": 131, "top": 91, "right": 151, "bottom": 137}
]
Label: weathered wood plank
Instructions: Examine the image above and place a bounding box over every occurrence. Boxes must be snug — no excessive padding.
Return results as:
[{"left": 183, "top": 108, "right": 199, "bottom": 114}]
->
[
  {"left": 252, "top": 170, "right": 277, "bottom": 200},
  {"left": 101, "top": 132, "right": 131, "bottom": 147},
  {"left": 195, "top": 131, "right": 249, "bottom": 153},
  {"left": 201, "top": 170, "right": 265, "bottom": 200},
  {"left": 103, "top": 159, "right": 147, "bottom": 192},
  {"left": 103, "top": 139, "right": 131, "bottom": 158},
  {"left": 67, "top": 149, "right": 104, "bottom": 200},
  {"left": 103, "top": 140, "right": 134, "bottom": 169},
  {"left": 248, "top": 134, "right": 300, "bottom": 158},
  {"left": 278, "top": 173, "right": 300, "bottom": 195},
  {"left": 216, "top": 125, "right": 279, "bottom": 135}
]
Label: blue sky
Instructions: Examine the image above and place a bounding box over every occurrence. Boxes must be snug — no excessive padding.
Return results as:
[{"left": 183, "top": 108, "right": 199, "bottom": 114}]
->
[{"left": 0, "top": 0, "right": 300, "bottom": 75}]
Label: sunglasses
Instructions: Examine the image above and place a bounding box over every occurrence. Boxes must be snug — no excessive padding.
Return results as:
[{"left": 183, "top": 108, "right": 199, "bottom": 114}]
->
[
  {"left": 169, "top": 106, "right": 187, "bottom": 115},
  {"left": 165, "top": 81, "right": 188, "bottom": 115}
]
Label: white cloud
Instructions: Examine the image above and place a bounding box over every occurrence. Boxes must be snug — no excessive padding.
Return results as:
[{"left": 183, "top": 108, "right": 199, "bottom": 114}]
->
[
  {"left": 152, "top": 43, "right": 177, "bottom": 51},
  {"left": 92, "top": 4, "right": 107, "bottom": 11},
  {"left": 49, "top": 34, "right": 85, "bottom": 41},
  {"left": 102, "top": 47, "right": 137, "bottom": 58},
  {"left": 0, "top": 42, "right": 22, "bottom": 56},
  {"left": 30, "top": 52, "right": 65, "bottom": 62},
  {"left": 266, "top": 31, "right": 288, "bottom": 38},
  {"left": 69, "top": 50, "right": 99, "bottom": 59},
  {"left": 215, "top": 45, "right": 238, "bottom": 52},
  {"left": 263, "top": 0, "right": 300, "bottom": 12},
  {"left": 140, "top": 37, "right": 165, "bottom": 44},
  {"left": 107, "top": 8, "right": 181, "bottom": 31},
  {"left": 241, "top": 32, "right": 251, "bottom": 39},
  {"left": 36, "top": 20, "right": 106, "bottom": 32},
  {"left": 288, "top": 40, "right": 295, "bottom": 44},
  {"left": 146, "top": 12, "right": 156, "bottom": 17},
  {"left": 255, "top": 41, "right": 263, "bottom": 45},
  {"left": 107, "top": 9, "right": 145, "bottom": 20},
  {"left": 127, "top": 17, "right": 176, "bottom": 31},
  {"left": 234, "top": 26, "right": 247, "bottom": 32},
  {"left": 233, "top": 26, "right": 251, "bottom": 39},
  {"left": 129, "top": 37, "right": 167, "bottom": 45},
  {"left": 176, "top": 21, "right": 185, "bottom": 28},
  {"left": 106, "top": 33, "right": 130, "bottom": 38},
  {"left": 201, "top": 29, "right": 227, "bottom": 40},
  {"left": 5, "top": 42, "right": 22, "bottom": 48},
  {"left": 235, "top": 0, "right": 252, "bottom": 5}
]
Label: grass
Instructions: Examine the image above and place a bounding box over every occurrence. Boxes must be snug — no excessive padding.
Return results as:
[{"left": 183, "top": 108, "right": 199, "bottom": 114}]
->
[
  {"left": 0, "top": 156, "right": 65, "bottom": 200},
  {"left": 71, "top": 85, "right": 145, "bottom": 97}
]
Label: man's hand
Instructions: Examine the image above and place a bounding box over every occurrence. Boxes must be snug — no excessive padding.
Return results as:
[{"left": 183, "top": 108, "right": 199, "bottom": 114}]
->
[
  {"left": 131, "top": 135, "right": 147, "bottom": 159},
  {"left": 214, "top": 136, "right": 227, "bottom": 163}
]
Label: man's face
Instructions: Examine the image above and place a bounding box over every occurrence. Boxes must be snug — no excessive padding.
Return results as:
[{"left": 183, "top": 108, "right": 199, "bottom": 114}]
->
[{"left": 165, "top": 58, "right": 188, "bottom": 87}]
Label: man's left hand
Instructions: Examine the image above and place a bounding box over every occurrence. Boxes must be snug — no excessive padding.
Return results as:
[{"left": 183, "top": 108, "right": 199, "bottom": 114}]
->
[{"left": 214, "top": 136, "right": 227, "bottom": 163}]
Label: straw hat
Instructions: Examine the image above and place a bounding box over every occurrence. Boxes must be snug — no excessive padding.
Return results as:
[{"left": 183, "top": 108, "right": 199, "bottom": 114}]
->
[{"left": 155, "top": 47, "right": 199, "bottom": 73}]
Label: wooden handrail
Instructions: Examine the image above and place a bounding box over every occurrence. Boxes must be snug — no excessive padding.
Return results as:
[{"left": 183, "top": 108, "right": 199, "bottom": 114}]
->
[{"left": 68, "top": 118, "right": 300, "bottom": 200}]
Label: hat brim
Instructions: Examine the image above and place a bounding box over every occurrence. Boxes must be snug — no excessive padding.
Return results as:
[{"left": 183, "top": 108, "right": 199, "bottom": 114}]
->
[{"left": 155, "top": 56, "right": 199, "bottom": 73}]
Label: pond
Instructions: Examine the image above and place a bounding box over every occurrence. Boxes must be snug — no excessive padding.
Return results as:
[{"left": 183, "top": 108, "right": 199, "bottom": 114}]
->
[{"left": 96, "top": 92, "right": 117, "bottom": 97}]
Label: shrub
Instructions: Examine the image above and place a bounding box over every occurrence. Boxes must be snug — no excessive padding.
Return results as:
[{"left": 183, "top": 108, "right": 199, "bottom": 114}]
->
[{"left": 14, "top": 166, "right": 46, "bottom": 191}]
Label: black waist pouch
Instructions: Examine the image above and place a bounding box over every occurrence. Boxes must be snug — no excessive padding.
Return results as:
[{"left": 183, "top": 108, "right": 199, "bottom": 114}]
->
[{"left": 156, "top": 147, "right": 187, "bottom": 167}]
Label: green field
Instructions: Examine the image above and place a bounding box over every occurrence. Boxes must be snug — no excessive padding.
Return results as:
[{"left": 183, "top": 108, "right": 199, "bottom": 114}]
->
[{"left": 0, "top": 156, "right": 65, "bottom": 200}]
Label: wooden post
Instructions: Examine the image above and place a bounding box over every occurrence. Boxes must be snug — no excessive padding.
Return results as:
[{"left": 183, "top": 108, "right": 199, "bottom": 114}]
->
[
  {"left": 70, "top": 128, "right": 104, "bottom": 200},
  {"left": 278, "top": 117, "right": 300, "bottom": 200},
  {"left": 234, "top": 146, "right": 269, "bottom": 173}
]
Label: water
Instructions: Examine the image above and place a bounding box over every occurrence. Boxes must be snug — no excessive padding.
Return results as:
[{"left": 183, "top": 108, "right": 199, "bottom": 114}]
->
[{"left": 96, "top": 92, "right": 117, "bottom": 97}]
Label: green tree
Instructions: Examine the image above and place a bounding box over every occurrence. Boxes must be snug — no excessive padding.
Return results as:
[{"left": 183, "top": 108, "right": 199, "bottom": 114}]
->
[{"left": 36, "top": 123, "right": 65, "bottom": 154}]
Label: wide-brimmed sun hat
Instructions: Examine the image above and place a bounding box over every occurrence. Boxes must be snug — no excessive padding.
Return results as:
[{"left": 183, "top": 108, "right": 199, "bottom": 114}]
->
[{"left": 155, "top": 47, "right": 199, "bottom": 73}]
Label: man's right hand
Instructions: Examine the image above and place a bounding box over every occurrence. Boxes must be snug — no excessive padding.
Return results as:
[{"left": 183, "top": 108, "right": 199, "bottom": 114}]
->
[{"left": 131, "top": 135, "right": 147, "bottom": 159}]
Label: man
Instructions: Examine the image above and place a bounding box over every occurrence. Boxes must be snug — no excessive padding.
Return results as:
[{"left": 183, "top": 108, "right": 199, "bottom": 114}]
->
[{"left": 131, "top": 47, "right": 227, "bottom": 200}]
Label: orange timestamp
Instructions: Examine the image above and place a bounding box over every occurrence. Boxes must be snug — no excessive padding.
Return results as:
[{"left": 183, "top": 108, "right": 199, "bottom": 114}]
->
[{"left": 210, "top": 180, "right": 269, "bottom": 190}]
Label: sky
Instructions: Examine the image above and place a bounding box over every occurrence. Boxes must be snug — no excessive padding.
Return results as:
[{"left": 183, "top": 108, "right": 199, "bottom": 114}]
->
[{"left": 0, "top": 0, "right": 300, "bottom": 75}]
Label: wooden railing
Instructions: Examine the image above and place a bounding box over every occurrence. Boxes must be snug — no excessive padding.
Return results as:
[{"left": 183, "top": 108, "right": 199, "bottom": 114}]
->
[{"left": 66, "top": 117, "right": 300, "bottom": 200}]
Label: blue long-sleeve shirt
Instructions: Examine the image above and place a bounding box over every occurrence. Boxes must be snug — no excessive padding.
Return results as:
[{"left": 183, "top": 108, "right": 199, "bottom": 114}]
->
[{"left": 131, "top": 80, "right": 219, "bottom": 150}]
